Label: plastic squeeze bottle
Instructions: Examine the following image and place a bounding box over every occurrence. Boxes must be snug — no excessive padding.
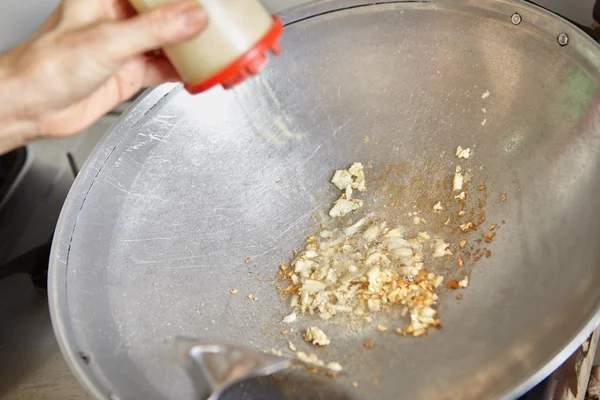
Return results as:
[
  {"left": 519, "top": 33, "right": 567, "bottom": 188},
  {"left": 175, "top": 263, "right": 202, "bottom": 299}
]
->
[{"left": 128, "top": 0, "right": 283, "bottom": 94}]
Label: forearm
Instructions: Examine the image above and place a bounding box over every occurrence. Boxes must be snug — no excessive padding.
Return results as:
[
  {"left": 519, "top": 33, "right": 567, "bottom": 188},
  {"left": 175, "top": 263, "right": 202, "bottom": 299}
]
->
[{"left": 0, "top": 65, "right": 39, "bottom": 154}]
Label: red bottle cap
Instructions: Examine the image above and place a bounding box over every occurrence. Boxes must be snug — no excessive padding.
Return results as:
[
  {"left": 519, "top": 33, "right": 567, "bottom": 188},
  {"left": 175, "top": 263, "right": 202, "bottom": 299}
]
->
[{"left": 185, "top": 16, "right": 284, "bottom": 94}]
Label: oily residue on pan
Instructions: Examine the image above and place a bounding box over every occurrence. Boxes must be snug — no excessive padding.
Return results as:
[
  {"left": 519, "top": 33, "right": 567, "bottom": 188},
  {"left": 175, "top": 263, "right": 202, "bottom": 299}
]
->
[{"left": 366, "top": 157, "right": 499, "bottom": 278}]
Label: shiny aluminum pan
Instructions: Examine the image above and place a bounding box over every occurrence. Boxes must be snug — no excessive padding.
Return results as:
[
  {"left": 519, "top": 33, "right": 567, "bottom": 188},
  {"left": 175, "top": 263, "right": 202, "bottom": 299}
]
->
[{"left": 50, "top": 1, "right": 600, "bottom": 399}]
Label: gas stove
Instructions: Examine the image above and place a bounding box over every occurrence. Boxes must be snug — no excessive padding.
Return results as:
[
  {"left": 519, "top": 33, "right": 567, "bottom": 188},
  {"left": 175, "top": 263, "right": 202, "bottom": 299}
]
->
[{"left": 0, "top": 1, "right": 598, "bottom": 399}]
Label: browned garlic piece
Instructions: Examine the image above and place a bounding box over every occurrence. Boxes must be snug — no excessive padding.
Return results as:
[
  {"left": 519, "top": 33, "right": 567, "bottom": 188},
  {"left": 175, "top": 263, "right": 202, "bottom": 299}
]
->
[{"left": 303, "top": 327, "right": 330, "bottom": 346}]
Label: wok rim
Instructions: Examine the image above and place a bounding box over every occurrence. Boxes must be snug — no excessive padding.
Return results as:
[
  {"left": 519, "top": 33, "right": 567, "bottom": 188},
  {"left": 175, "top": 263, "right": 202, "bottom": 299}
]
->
[{"left": 48, "top": 1, "right": 600, "bottom": 399}]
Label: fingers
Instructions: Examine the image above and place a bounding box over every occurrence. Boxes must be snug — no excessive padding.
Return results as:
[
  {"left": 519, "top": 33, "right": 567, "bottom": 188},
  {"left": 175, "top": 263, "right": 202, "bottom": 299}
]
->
[
  {"left": 100, "top": 1, "right": 207, "bottom": 64},
  {"left": 142, "top": 56, "right": 181, "bottom": 86},
  {"left": 35, "top": 54, "right": 174, "bottom": 139},
  {"left": 55, "top": 0, "right": 136, "bottom": 30}
]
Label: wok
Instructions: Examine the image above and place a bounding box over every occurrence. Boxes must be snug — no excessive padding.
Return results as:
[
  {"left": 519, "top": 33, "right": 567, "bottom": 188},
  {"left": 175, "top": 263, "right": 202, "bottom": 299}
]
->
[{"left": 49, "top": 0, "right": 600, "bottom": 399}]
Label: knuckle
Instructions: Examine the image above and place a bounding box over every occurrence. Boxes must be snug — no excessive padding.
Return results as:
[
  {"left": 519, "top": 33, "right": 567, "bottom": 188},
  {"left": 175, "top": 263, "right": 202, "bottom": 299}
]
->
[{"left": 144, "top": 7, "right": 178, "bottom": 41}]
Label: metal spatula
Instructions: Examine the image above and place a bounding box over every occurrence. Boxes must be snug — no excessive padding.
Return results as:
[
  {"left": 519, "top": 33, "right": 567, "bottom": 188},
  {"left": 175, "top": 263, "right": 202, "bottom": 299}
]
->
[{"left": 175, "top": 337, "right": 337, "bottom": 400}]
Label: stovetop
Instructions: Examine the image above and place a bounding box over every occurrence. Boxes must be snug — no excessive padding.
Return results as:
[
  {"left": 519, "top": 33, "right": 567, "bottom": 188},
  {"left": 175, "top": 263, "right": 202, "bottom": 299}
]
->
[{"left": 0, "top": 148, "right": 26, "bottom": 207}]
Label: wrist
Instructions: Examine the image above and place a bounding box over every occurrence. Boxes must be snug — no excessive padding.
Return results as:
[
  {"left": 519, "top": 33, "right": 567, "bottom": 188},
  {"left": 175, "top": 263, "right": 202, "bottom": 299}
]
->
[{"left": 0, "top": 60, "right": 40, "bottom": 154}]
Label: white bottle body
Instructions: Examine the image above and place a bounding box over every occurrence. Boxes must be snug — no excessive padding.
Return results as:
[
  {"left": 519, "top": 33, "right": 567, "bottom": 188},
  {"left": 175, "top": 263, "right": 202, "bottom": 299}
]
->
[{"left": 129, "top": 0, "right": 274, "bottom": 86}]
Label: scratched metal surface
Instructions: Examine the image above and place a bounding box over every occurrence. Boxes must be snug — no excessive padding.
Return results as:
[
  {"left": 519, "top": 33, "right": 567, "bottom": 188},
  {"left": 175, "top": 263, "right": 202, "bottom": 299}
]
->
[{"left": 49, "top": 1, "right": 600, "bottom": 399}]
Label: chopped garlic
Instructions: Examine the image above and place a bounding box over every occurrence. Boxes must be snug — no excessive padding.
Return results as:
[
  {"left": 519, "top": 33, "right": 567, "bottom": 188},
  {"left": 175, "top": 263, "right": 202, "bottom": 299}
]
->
[
  {"left": 320, "top": 230, "right": 333, "bottom": 238},
  {"left": 482, "top": 90, "right": 490, "bottom": 99},
  {"left": 296, "top": 351, "right": 325, "bottom": 367},
  {"left": 266, "top": 348, "right": 284, "bottom": 356},
  {"left": 331, "top": 163, "right": 366, "bottom": 191},
  {"left": 432, "top": 239, "right": 452, "bottom": 258},
  {"left": 294, "top": 258, "right": 314, "bottom": 274},
  {"left": 458, "top": 275, "right": 470, "bottom": 288},
  {"left": 326, "top": 362, "right": 343, "bottom": 372},
  {"left": 348, "top": 162, "right": 366, "bottom": 191},
  {"left": 282, "top": 312, "right": 297, "bottom": 323},
  {"left": 330, "top": 198, "right": 363, "bottom": 218},
  {"left": 459, "top": 222, "right": 475, "bottom": 232},
  {"left": 279, "top": 163, "right": 449, "bottom": 340},
  {"left": 344, "top": 185, "right": 353, "bottom": 199},
  {"left": 302, "top": 280, "right": 327, "bottom": 293},
  {"left": 377, "top": 324, "right": 388, "bottom": 332},
  {"left": 413, "top": 216, "right": 426, "bottom": 225},
  {"left": 417, "top": 231, "right": 431, "bottom": 241},
  {"left": 453, "top": 166, "right": 464, "bottom": 192},
  {"left": 454, "top": 191, "right": 466, "bottom": 201},
  {"left": 384, "top": 227, "right": 404, "bottom": 238},
  {"left": 433, "top": 201, "right": 444, "bottom": 212},
  {"left": 296, "top": 352, "right": 342, "bottom": 372},
  {"left": 456, "top": 146, "right": 471, "bottom": 159},
  {"left": 367, "top": 298, "right": 381, "bottom": 312},
  {"left": 363, "top": 225, "right": 380, "bottom": 242},
  {"left": 331, "top": 169, "right": 354, "bottom": 190},
  {"left": 329, "top": 163, "right": 366, "bottom": 217},
  {"left": 303, "top": 327, "right": 330, "bottom": 346},
  {"left": 281, "top": 220, "right": 445, "bottom": 335},
  {"left": 288, "top": 341, "right": 297, "bottom": 351},
  {"left": 344, "top": 217, "right": 367, "bottom": 237}
]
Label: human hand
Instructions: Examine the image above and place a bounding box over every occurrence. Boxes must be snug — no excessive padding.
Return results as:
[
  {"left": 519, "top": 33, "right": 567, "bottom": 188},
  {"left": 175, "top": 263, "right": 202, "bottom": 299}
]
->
[{"left": 0, "top": 0, "right": 207, "bottom": 154}]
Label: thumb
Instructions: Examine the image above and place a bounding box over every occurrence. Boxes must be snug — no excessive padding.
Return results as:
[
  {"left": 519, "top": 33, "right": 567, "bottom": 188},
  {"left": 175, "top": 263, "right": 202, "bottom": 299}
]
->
[{"left": 103, "top": 1, "right": 207, "bottom": 63}]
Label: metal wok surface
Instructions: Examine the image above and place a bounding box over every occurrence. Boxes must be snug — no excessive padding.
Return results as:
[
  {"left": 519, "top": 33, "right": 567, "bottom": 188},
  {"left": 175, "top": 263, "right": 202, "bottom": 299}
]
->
[{"left": 49, "top": 1, "right": 600, "bottom": 399}]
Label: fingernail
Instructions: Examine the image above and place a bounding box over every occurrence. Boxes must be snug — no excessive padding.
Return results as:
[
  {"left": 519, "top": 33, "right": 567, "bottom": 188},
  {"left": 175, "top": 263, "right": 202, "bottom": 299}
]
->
[{"left": 176, "top": 1, "right": 207, "bottom": 34}]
